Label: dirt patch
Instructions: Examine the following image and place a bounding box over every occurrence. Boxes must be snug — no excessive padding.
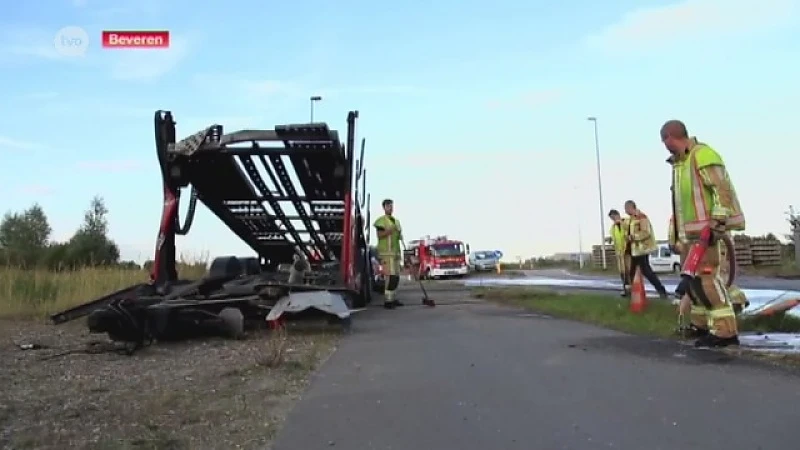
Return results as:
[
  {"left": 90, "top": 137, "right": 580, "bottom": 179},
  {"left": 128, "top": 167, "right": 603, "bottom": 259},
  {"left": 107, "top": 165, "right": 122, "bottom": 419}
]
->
[{"left": 0, "top": 319, "right": 340, "bottom": 450}]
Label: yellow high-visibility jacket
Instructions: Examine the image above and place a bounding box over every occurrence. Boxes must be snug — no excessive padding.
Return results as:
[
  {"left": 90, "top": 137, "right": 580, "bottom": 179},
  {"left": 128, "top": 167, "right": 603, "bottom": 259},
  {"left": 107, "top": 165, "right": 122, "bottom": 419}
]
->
[
  {"left": 373, "top": 214, "right": 402, "bottom": 256},
  {"left": 628, "top": 212, "right": 657, "bottom": 257},
  {"left": 671, "top": 138, "right": 745, "bottom": 241},
  {"left": 610, "top": 218, "right": 630, "bottom": 255}
]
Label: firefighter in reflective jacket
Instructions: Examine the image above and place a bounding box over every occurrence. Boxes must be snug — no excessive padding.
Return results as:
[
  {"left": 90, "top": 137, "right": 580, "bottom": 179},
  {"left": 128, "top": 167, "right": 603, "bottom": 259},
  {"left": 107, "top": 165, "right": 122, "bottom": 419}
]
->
[
  {"left": 373, "top": 198, "right": 404, "bottom": 309},
  {"left": 608, "top": 209, "right": 631, "bottom": 296},
  {"left": 662, "top": 120, "right": 745, "bottom": 347}
]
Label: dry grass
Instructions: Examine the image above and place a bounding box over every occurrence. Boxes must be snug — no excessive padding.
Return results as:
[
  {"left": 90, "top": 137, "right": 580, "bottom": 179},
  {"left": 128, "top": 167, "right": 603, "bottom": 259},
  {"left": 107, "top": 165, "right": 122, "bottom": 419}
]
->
[
  {"left": 260, "top": 325, "right": 290, "bottom": 368},
  {"left": 0, "top": 320, "right": 341, "bottom": 450},
  {"left": 0, "top": 256, "right": 352, "bottom": 449},
  {"left": 0, "top": 264, "right": 207, "bottom": 319}
]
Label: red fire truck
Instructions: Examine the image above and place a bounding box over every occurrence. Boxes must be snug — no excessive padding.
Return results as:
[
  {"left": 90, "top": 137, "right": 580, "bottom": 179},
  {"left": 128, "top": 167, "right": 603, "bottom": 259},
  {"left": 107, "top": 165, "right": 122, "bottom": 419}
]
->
[{"left": 404, "top": 235, "right": 470, "bottom": 279}]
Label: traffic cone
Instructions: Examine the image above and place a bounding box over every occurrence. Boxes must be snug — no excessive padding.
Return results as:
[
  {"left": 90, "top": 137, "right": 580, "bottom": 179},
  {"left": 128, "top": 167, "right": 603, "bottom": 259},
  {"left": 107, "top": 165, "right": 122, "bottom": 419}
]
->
[{"left": 629, "top": 267, "right": 647, "bottom": 313}]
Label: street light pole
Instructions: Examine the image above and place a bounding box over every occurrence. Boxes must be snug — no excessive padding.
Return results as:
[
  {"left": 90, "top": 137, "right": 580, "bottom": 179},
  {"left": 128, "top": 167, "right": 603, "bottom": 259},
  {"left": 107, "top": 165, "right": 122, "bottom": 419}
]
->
[
  {"left": 578, "top": 220, "right": 584, "bottom": 269},
  {"left": 587, "top": 116, "right": 607, "bottom": 270},
  {"left": 310, "top": 95, "right": 322, "bottom": 123}
]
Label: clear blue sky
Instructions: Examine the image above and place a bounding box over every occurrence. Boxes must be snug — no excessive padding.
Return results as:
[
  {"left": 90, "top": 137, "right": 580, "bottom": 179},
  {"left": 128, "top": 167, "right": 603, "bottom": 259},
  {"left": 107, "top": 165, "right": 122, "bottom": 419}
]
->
[{"left": 2, "top": 0, "right": 799, "bottom": 263}]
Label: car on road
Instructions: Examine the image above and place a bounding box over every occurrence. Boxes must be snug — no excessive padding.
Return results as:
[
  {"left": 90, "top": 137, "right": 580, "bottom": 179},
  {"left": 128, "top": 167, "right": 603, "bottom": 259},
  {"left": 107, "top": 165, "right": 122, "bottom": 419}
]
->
[
  {"left": 649, "top": 243, "right": 681, "bottom": 273},
  {"left": 469, "top": 250, "right": 501, "bottom": 272}
]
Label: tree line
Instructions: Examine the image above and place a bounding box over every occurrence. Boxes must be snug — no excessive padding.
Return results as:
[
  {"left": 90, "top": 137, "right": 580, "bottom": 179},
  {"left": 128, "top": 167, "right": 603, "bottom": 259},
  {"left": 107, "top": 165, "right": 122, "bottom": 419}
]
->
[
  {"left": 0, "top": 196, "right": 142, "bottom": 271},
  {"left": 5, "top": 197, "right": 799, "bottom": 271}
]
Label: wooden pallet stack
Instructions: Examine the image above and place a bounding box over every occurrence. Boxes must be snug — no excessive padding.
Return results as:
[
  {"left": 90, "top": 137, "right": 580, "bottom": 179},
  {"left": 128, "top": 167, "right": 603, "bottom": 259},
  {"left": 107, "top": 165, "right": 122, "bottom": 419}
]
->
[
  {"left": 732, "top": 235, "right": 753, "bottom": 267},
  {"left": 591, "top": 234, "right": 785, "bottom": 268},
  {"left": 591, "top": 245, "right": 616, "bottom": 268},
  {"left": 749, "top": 235, "right": 782, "bottom": 266}
]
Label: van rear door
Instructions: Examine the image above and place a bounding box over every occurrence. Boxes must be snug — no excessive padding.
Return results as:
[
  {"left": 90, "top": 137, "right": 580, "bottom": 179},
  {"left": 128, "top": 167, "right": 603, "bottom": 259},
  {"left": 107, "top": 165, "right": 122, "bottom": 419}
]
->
[{"left": 650, "top": 245, "right": 672, "bottom": 272}]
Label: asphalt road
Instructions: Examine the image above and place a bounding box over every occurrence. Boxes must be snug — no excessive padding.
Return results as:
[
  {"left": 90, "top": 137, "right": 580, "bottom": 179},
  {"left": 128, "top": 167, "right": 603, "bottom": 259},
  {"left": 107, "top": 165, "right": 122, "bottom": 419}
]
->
[
  {"left": 272, "top": 285, "right": 800, "bottom": 450},
  {"left": 522, "top": 268, "right": 800, "bottom": 291}
]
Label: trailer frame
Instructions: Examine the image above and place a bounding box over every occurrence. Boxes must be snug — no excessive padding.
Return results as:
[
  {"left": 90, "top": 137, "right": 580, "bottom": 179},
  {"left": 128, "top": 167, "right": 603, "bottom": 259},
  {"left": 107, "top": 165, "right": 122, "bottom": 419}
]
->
[{"left": 50, "top": 110, "right": 373, "bottom": 352}]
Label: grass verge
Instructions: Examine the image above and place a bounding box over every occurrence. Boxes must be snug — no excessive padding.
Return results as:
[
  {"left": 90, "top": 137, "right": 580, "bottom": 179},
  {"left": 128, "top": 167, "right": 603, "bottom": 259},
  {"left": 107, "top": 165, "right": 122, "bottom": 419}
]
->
[
  {"left": 471, "top": 287, "right": 800, "bottom": 339},
  {"left": 0, "top": 265, "right": 207, "bottom": 319}
]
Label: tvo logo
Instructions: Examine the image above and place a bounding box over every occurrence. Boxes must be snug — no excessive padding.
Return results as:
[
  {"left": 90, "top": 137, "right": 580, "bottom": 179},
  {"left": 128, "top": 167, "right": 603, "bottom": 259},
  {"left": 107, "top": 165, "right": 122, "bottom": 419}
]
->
[{"left": 53, "top": 26, "right": 89, "bottom": 57}]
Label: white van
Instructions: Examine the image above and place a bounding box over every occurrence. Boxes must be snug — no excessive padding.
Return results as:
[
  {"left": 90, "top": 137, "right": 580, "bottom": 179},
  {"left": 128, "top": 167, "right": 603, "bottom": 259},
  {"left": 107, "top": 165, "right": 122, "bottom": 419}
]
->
[{"left": 649, "top": 242, "right": 682, "bottom": 273}]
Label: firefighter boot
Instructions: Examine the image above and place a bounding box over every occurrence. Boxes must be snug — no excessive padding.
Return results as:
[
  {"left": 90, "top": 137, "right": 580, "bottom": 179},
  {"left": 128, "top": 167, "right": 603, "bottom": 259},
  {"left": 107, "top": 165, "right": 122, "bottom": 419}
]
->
[
  {"left": 694, "top": 333, "right": 740, "bottom": 348},
  {"left": 384, "top": 289, "right": 398, "bottom": 309},
  {"left": 619, "top": 274, "right": 629, "bottom": 297},
  {"left": 677, "top": 323, "right": 709, "bottom": 339},
  {"left": 385, "top": 275, "right": 403, "bottom": 308}
]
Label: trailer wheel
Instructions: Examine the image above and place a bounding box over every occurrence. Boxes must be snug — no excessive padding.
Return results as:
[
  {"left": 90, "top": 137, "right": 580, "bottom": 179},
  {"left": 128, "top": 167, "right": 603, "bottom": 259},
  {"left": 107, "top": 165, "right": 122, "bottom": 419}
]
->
[{"left": 218, "top": 307, "right": 245, "bottom": 339}]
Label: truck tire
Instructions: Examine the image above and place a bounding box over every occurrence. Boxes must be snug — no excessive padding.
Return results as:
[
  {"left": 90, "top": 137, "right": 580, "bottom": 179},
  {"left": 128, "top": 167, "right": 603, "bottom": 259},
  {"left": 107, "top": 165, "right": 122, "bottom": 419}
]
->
[
  {"left": 239, "top": 257, "right": 261, "bottom": 275},
  {"left": 208, "top": 256, "right": 242, "bottom": 278},
  {"left": 351, "top": 252, "right": 373, "bottom": 308}
]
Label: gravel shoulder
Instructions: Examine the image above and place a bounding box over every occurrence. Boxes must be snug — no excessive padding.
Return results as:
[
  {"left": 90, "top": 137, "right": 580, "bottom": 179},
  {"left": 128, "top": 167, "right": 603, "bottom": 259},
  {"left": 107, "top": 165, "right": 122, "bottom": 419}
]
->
[{"left": 0, "top": 318, "right": 340, "bottom": 450}]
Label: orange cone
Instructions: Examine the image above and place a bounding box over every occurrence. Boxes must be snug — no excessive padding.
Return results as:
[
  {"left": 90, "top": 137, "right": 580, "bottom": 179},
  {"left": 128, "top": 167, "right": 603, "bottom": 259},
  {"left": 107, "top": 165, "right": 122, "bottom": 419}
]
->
[{"left": 629, "top": 267, "right": 647, "bottom": 313}]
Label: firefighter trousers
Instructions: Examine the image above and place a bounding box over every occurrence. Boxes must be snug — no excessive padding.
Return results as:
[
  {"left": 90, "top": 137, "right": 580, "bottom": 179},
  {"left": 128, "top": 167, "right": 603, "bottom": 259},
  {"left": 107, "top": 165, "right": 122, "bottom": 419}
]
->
[
  {"left": 615, "top": 253, "right": 631, "bottom": 288},
  {"left": 378, "top": 253, "right": 401, "bottom": 302},
  {"left": 682, "top": 240, "right": 738, "bottom": 338},
  {"left": 718, "top": 243, "right": 749, "bottom": 313}
]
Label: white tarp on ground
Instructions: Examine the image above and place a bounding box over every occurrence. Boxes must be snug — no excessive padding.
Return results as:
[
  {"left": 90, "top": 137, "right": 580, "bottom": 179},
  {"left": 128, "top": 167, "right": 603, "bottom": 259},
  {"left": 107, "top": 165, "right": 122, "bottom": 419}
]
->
[{"left": 738, "top": 333, "right": 800, "bottom": 353}]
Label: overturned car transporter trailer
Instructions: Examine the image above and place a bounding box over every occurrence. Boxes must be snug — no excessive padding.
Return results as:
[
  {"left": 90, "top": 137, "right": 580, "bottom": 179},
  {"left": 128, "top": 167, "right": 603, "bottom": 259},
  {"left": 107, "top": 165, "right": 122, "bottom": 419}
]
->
[{"left": 50, "top": 109, "right": 375, "bottom": 352}]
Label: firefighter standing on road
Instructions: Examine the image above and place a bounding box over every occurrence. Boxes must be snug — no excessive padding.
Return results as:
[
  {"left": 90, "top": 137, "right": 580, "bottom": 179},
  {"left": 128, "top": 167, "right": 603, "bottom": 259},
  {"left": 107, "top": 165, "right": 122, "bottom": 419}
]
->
[
  {"left": 608, "top": 209, "right": 631, "bottom": 297},
  {"left": 662, "top": 119, "right": 745, "bottom": 347},
  {"left": 624, "top": 200, "right": 670, "bottom": 299},
  {"left": 373, "top": 199, "right": 404, "bottom": 309}
]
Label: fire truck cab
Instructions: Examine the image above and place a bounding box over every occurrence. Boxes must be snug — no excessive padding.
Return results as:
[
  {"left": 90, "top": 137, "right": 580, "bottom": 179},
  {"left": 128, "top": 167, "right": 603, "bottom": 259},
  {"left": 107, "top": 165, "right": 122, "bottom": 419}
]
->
[{"left": 405, "top": 235, "right": 469, "bottom": 279}]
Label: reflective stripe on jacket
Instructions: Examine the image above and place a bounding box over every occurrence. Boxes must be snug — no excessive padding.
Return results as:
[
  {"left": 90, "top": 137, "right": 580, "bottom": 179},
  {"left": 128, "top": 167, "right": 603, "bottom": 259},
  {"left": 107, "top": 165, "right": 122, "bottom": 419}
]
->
[
  {"left": 672, "top": 138, "right": 745, "bottom": 240},
  {"left": 374, "top": 214, "right": 402, "bottom": 256},
  {"left": 668, "top": 215, "right": 677, "bottom": 247}
]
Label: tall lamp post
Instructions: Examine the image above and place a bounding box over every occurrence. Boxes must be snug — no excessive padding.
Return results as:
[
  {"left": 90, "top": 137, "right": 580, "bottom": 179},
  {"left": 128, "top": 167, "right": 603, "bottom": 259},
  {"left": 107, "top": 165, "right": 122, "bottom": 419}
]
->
[
  {"left": 587, "top": 116, "right": 607, "bottom": 270},
  {"left": 310, "top": 95, "right": 322, "bottom": 123},
  {"left": 578, "top": 220, "right": 584, "bottom": 269}
]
